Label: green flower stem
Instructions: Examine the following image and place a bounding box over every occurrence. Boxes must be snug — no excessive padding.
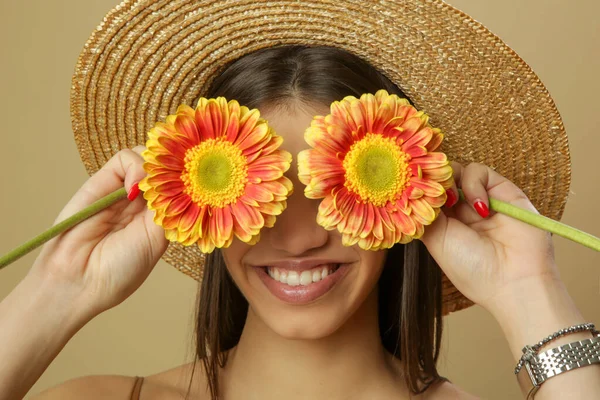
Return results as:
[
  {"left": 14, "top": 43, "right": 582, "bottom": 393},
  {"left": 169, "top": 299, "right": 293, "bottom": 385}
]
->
[
  {"left": 1, "top": 185, "right": 599, "bottom": 270},
  {"left": 457, "top": 189, "right": 600, "bottom": 252},
  {"left": 0, "top": 187, "right": 128, "bottom": 269}
]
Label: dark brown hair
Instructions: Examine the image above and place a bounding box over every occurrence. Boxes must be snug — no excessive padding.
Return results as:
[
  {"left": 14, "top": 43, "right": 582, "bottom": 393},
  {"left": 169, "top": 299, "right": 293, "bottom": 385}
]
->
[{"left": 187, "top": 45, "right": 448, "bottom": 399}]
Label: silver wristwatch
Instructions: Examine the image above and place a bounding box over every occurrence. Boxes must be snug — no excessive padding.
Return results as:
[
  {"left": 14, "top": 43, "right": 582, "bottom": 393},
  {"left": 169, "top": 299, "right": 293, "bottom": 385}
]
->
[{"left": 516, "top": 332, "right": 600, "bottom": 399}]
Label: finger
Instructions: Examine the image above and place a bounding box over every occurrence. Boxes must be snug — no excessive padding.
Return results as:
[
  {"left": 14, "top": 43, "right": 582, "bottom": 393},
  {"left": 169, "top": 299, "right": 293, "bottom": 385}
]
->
[
  {"left": 420, "top": 205, "right": 485, "bottom": 271},
  {"left": 443, "top": 161, "right": 462, "bottom": 210},
  {"left": 460, "top": 162, "right": 539, "bottom": 218},
  {"left": 132, "top": 145, "right": 146, "bottom": 157},
  {"left": 55, "top": 149, "right": 148, "bottom": 223},
  {"left": 444, "top": 161, "right": 486, "bottom": 225}
]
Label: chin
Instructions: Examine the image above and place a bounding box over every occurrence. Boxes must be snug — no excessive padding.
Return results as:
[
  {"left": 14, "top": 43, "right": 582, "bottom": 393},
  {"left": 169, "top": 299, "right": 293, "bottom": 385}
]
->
[{"left": 256, "top": 296, "right": 355, "bottom": 340}]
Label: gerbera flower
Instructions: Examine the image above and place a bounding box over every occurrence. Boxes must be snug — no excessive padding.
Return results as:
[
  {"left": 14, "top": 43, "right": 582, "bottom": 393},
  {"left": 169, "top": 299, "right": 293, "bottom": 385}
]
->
[
  {"left": 139, "top": 97, "right": 293, "bottom": 253},
  {"left": 298, "top": 89, "right": 453, "bottom": 250}
]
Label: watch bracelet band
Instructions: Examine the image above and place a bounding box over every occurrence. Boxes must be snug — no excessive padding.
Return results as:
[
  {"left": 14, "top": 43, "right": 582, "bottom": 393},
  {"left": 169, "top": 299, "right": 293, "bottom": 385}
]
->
[
  {"left": 514, "top": 323, "right": 597, "bottom": 375},
  {"left": 515, "top": 326, "right": 600, "bottom": 399}
]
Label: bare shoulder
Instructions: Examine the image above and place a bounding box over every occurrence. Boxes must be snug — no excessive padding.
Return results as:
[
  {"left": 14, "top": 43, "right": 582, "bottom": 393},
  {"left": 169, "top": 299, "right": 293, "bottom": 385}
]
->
[
  {"left": 29, "top": 375, "right": 141, "bottom": 399},
  {"left": 29, "top": 362, "right": 208, "bottom": 400},
  {"left": 421, "top": 380, "right": 481, "bottom": 400}
]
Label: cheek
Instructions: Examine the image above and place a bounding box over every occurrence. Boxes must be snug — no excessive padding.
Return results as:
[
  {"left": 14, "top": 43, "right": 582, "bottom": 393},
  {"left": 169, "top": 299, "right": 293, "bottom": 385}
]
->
[
  {"left": 358, "top": 249, "right": 388, "bottom": 285},
  {"left": 221, "top": 240, "right": 252, "bottom": 281}
]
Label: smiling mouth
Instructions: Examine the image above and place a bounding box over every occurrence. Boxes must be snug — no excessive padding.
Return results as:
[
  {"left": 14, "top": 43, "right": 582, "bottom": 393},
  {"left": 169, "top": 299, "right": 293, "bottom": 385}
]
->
[{"left": 263, "top": 263, "right": 340, "bottom": 286}]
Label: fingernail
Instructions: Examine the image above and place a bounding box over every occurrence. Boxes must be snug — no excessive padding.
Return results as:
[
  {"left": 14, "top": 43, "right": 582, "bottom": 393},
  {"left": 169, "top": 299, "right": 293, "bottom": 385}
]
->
[
  {"left": 445, "top": 189, "right": 458, "bottom": 208},
  {"left": 473, "top": 200, "right": 489, "bottom": 218},
  {"left": 127, "top": 182, "right": 141, "bottom": 201}
]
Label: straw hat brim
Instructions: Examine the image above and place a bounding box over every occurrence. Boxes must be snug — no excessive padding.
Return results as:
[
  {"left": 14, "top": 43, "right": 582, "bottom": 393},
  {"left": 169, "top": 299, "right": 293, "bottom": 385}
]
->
[{"left": 70, "top": 0, "right": 571, "bottom": 316}]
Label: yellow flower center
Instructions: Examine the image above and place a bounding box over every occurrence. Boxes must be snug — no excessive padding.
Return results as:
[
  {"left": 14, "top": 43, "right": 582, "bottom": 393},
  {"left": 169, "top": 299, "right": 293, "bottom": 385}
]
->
[
  {"left": 182, "top": 139, "right": 248, "bottom": 208},
  {"left": 343, "top": 133, "right": 410, "bottom": 207}
]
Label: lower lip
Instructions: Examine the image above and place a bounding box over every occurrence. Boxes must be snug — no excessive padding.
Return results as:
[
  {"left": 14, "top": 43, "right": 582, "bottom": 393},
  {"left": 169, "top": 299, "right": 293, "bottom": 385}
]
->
[{"left": 254, "top": 264, "right": 350, "bottom": 305}]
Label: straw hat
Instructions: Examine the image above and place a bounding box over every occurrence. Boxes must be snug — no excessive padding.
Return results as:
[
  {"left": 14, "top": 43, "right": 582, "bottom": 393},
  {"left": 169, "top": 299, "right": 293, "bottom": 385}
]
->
[{"left": 70, "top": 0, "right": 571, "bottom": 316}]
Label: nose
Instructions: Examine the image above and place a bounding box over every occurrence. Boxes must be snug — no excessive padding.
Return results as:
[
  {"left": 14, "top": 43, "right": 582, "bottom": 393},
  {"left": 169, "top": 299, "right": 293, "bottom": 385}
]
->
[{"left": 266, "top": 183, "right": 329, "bottom": 255}]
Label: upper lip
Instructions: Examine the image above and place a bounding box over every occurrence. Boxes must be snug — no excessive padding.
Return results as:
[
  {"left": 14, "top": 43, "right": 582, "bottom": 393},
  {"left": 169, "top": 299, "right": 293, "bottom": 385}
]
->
[{"left": 253, "top": 258, "right": 351, "bottom": 272}]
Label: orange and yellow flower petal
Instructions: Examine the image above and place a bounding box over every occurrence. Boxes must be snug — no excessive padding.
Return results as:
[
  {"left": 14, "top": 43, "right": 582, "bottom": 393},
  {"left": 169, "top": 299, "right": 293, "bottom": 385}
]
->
[
  {"left": 299, "top": 89, "right": 453, "bottom": 250},
  {"left": 140, "top": 96, "right": 292, "bottom": 252}
]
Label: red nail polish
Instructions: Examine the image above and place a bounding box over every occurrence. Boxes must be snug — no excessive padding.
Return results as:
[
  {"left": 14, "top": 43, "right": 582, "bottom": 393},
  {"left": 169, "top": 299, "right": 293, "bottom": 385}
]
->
[
  {"left": 127, "top": 182, "right": 141, "bottom": 201},
  {"left": 445, "top": 190, "right": 458, "bottom": 208},
  {"left": 473, "top": 200, "right": 489, "bottom": 218}
]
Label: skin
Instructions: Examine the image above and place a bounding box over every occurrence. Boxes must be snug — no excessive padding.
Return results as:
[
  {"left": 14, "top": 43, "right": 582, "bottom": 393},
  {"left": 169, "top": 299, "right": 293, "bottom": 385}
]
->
[
  {"left": 218, "top": 102, "right": 409, "bottom": 399},
  {"left": 222, "top": 101, "right": 388, "bottom": 340},
  {"left": 1, "top": 99, "right": 597, "bottom": 400}
]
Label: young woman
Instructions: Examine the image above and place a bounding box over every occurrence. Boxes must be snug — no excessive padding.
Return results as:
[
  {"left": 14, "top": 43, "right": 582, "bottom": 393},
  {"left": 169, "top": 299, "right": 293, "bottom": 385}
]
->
[
  {"left": 1, "top": 45, "right": 597, "bottom": 400},
  {"left": 2, "top": 0, "right": 600, "bottom": 397}
]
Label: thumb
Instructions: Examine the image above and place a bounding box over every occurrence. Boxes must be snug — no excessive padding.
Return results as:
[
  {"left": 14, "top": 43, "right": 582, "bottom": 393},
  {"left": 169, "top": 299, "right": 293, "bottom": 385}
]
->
[
  {"left": 419, "top": 209, "right": 484, "bottom": 269},
  {"left": 54, "top": 147, "right": 148, "bottom": 224}
]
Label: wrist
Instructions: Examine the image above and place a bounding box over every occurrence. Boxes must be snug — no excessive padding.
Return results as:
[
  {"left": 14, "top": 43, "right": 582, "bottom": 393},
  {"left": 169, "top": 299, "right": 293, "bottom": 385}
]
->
[
  {"left": 23, "top": 268, "right": 99, "bottom": 329},
  {"left": 486, "top": 274, "right": 590, "bottom": 363}
]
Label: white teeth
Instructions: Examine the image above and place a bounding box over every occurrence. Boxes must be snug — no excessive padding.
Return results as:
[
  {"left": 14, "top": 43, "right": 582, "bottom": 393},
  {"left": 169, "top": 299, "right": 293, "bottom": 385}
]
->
[
  {"left": 266, "top": 264, "right": 340, "bottom": 286},
  {"left": 312, "top": 270, "right": 321, "bottom": 283},
  {"left": 287, "top": 271, "right": 300, "bottom": 286},
  {"left": 300, "top": 270, "right": 312, "bottom": 286}
]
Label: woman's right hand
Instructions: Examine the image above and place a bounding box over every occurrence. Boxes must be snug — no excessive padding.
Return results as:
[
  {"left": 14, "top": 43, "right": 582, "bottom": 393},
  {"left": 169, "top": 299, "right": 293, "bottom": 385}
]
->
[{"left": 28, "top": 146, "right": 169, "bottom": 317}]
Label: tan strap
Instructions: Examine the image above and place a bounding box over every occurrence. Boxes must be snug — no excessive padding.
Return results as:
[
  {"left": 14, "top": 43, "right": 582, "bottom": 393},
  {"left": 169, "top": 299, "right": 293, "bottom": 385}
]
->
[{"left": 130, "top": 376, "right": 144, "bottom": 400}]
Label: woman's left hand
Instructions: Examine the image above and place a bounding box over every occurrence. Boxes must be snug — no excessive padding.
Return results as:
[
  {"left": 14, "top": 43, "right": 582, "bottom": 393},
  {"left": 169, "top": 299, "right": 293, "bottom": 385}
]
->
[{"left": 420, "top": 162, "right": 562, "bottom": 313}]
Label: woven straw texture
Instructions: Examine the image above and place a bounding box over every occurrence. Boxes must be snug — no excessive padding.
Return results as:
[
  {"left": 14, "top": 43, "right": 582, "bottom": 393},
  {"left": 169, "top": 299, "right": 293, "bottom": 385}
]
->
[{"left": 70, "top": 0, "right": 571, "bottom": 316}]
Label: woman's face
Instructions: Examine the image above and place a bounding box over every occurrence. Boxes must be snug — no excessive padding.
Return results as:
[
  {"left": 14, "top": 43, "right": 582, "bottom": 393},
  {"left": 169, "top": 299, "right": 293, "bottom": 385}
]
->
[{"left": 222, "top": 102, "right": 387, "bottom": 339}]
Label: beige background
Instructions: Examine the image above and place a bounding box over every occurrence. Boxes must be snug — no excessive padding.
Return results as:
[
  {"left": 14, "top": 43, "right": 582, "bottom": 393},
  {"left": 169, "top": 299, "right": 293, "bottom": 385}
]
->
[{"left": 0, "top": 0, "right": 598, "bottom": 398}]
